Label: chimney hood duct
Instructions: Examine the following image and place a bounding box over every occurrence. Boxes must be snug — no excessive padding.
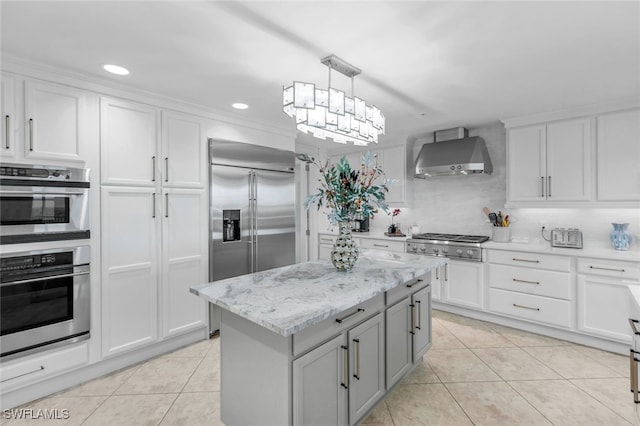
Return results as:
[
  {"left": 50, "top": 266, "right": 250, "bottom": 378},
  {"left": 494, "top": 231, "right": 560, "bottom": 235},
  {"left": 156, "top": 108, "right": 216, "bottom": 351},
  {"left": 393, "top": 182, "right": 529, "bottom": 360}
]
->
[{"left": 414, "top": 129, "right": 493, "bottom": 178}]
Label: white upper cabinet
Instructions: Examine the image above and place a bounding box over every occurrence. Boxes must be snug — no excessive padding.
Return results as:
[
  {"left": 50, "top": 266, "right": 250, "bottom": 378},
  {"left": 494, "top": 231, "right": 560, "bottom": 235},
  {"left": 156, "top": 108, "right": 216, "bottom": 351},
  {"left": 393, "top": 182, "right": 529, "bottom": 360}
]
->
[
  {"left": 545, "top": 118, "right": 591, "bottom": 200},
  {"left": 100, "top": 97, "right": 159, "bottom": 186},
  {"left": 24, "top": 79, "right": 86, "bottom": 162},
  {"left": 161, "top": 110, "right": 207, "bottom": 189},
  {"left": 507, "top": 125, "right": 545, "bottom": 202},
  {"left": 596, "top": 109, "right": 640, "bottom": 201},
  {"left": 1, "top": 73, "right": 16, "bottom": 159},
  {"left": 507, "top": 118, "right": 591, "bottom": 204}
]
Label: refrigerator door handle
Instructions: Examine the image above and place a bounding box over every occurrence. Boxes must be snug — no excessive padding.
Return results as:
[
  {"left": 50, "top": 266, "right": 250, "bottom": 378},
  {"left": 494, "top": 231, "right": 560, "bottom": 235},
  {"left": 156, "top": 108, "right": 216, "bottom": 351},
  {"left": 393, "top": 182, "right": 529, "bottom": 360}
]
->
[
  {"left": 248, "top": 171, "right": 254, "bottom": 273},
  {"left": 253, "top": 171, "right": 258, "bottom": 271}
]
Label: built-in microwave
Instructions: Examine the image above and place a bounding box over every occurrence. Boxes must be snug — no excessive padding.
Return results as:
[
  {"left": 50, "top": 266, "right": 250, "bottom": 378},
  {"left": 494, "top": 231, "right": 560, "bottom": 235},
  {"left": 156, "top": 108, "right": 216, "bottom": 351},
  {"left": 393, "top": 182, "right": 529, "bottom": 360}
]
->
[
  {"left": 0, "top": 164, "right": 90, "bottom": 244},
  {"left": 0, "top": 245, "right": 91, "bottom": 360}
]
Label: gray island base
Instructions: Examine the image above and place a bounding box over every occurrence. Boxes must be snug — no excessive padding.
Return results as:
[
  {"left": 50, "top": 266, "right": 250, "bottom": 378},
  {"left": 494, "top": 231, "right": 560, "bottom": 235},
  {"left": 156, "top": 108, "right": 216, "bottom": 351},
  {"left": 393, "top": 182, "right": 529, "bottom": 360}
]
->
[{"left": 191, "top": 250, "right": 448, "bottom": 426}]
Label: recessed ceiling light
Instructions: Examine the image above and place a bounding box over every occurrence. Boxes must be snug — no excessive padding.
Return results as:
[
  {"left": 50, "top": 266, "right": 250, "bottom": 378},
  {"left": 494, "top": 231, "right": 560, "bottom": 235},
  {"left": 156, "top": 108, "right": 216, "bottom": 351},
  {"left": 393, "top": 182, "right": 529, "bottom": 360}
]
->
[
  {"left": 232, "top": 103, "right": 249, "bottom": 110},
  {"left": 103, "top": 64, "right": 130, "bottom": 76}
]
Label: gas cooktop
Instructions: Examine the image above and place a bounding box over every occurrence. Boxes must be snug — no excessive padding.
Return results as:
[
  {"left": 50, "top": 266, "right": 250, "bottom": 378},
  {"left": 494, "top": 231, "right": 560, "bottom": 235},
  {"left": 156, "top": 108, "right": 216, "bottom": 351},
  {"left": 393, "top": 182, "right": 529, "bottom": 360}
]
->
[{"left": 410, "top": 233, "right": 490, "bottom": 244}]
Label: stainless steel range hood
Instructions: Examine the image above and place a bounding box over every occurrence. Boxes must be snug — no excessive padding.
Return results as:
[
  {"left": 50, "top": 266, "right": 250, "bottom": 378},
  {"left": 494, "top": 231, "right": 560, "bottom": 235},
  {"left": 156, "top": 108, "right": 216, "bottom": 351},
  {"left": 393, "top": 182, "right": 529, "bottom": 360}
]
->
[{"left": 414, "top": 128, "right": 493, "bottom": 178}]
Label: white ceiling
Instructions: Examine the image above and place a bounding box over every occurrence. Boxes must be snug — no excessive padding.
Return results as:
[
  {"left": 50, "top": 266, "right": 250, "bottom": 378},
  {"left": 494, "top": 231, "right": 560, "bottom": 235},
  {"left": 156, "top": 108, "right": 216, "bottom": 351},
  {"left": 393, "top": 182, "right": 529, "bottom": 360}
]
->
[{"left": 2, "top": 1, "right": 639, "bottom": 153}]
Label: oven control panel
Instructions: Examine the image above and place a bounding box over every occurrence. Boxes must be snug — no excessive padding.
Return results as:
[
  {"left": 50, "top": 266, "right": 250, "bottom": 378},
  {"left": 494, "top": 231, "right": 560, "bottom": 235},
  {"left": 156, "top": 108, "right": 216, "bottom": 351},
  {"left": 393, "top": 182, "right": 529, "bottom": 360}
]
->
[
  {"left": 0, "top": 165, "right": 70, "bottom": 180},
  {"left": 1, "top": 252, "right": 71, "bottom": 273}
]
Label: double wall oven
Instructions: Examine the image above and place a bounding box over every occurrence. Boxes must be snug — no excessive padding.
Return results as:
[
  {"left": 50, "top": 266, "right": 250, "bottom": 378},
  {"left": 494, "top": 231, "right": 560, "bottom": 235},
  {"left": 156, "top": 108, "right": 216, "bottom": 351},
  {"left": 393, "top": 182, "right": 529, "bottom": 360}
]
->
[{"left": 0, "top": 164, "right": 91, "bottom": 360}]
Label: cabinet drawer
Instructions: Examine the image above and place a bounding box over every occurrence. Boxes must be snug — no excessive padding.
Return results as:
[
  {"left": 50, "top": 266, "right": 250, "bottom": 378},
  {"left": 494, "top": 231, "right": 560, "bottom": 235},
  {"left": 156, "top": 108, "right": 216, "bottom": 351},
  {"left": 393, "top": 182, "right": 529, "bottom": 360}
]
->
[
  {"left": 0, "top": 342, "right": 89, "bottom": 390},
  {"left": 488, "top": 264, "right": 572, "bottom": 300},
  {"left": 293, "top": 294, "right": 384, "bottom": 357},
  {"left": 359, "top": 238, "right": 405, "bottom": 253},
  {"left": 489, "top": 288, "right": 572, "bottom": 328},
  {"left": 386, "top": 274, "right": 430, "bottom": 307},
  {"left": 577, "top": 258, "right": 640, "bottom": 281},
  {"left": 487, "top": 250, "right": 571, "bottom": 272}
]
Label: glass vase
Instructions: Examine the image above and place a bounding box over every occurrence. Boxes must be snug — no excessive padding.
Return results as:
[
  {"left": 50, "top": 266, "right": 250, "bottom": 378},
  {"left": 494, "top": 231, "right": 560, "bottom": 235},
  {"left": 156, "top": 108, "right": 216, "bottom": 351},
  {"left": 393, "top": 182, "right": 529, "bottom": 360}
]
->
[
  {"left": 331, "top": 221, "right": 359, "bottom": 271},
  {"left": 610, "top": 223, "right": 632, "bottom": 251}
]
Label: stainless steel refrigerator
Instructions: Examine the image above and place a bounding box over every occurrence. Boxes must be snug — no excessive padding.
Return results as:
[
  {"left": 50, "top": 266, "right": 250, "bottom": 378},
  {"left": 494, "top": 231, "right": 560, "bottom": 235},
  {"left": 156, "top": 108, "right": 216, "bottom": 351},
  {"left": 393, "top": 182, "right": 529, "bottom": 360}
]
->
[{"left": 208, "top": 139, "right": 296, "bottom": 333}]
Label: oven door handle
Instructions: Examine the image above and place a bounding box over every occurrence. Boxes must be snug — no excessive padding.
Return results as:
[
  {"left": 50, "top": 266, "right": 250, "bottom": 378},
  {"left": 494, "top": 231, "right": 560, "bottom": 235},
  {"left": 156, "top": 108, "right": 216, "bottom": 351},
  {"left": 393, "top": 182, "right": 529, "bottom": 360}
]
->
[
  {"left": 0, "top": 189, "right": 86, "bottom": 196},
  {"left": 1, "top": 271, "right": 90, "bottom": 287}
]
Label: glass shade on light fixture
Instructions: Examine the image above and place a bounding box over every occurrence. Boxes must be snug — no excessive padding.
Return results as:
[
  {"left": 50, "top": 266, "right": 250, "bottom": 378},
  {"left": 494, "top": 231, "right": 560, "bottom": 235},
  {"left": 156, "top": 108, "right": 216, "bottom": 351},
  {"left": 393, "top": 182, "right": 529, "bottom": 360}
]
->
[{"left": 282, "top": 55, "right": 385, "bottom": 145}]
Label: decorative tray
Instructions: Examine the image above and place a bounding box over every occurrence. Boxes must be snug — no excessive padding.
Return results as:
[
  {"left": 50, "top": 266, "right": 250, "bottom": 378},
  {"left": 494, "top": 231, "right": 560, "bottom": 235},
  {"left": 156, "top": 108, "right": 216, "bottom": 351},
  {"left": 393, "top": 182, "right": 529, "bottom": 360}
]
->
[{"left": 384, "top": 232, "right": 407, "bottom": 237}]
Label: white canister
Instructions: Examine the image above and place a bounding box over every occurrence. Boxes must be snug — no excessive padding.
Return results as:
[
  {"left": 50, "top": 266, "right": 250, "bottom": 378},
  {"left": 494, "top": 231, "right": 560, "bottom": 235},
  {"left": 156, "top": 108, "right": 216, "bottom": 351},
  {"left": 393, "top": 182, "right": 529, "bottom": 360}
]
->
[{"left": 491, "top": 227, "right": 511, "bottom": 243}]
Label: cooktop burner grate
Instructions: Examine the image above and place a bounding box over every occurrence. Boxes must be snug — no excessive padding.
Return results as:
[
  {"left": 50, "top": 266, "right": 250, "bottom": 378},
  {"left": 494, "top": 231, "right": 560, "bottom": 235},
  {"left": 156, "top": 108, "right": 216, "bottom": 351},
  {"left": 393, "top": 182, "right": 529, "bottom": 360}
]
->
[{"left": 411, "top": 233, "right": 490, "bottom": 243}]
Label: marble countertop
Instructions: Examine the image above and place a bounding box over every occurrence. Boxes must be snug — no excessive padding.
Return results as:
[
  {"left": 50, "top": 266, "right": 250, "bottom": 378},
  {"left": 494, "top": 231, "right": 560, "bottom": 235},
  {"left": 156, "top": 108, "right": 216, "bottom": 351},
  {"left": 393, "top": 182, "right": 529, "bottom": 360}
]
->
[
  {"left": 190, "top": 250, "right": 447, "bottom": 337},
  {"left": 483, "top": 240, "right": 640, "bottom": 262}
]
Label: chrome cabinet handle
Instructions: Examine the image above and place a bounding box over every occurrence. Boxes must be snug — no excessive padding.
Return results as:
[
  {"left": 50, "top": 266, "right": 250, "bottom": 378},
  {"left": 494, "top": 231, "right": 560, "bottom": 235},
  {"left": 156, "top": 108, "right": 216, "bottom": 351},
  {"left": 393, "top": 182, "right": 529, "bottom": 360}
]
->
[
  {"left": 152, "top": 193, "right": 156, "bottom": 218},
  {"left": 353, "top": 338, "right": 361, "bottom": 380},
  {"left": 2, "top": 271, "right": 90, "bottom": 287},
  {"left": 445, "top": 264, "right": 448, "bottom": 282},
  {"left": 548, "top": 176, "right": 552, "bottom": 197},
  {"left": 28, "top": 118, "right": 34, "bottom": 151},
  {"left": 0, "top": 365, "right": 44, "bottom": 383},
  {"left": 513, "top": 278, "right": 540, "bottom": 285},
  {"left": 341, "top": 345, "right": 349, "bottom": 389},
  {"left": 4, "top": 115, "right": 9, "bottom": 149},
  {"left": 151, "top": 156, "right": 156, "bottom": 182},
  {"left": 164, "top": 193, "right": 169, "bottom": 218},
  {"left": 435, "top": 268, "right": 439, "bottom": 280},
  {"left": 409, "top": 304, "right": 416, "bottom": 335},
  {"left": 373, "top": 244, "right": 388, "bottom": 248},
  {"left": 416, "top": 300, "right": 422, "bottom": 330},
  {"left": 320, "top": 238, "right": 333, "bottom": 242},
  {"left": 406, "top": 278, "right": 423, "bottom": 288},
  {"left": 513, "top": 303, "right": 539, "bottom": 311},
  {"left": 541, "top": 176, "right": 545, "bottom": 197},
  {"left": 631, "top": 349, "right": 640, "bottom": 403},
  {"left": 629, "top": 319, "right": 640, "bottom": 335},
  {"left": 512, "top": 258, "right": 539, "bottom": 263},
  {"left": 335, "top": 308, "right": 364, "bottom": 324},
  {"left": 590, "top": 265, "right": 625, "bottom": 273},
  {"left": 164, "top": 157, "right": 169, "bottom": 182}
]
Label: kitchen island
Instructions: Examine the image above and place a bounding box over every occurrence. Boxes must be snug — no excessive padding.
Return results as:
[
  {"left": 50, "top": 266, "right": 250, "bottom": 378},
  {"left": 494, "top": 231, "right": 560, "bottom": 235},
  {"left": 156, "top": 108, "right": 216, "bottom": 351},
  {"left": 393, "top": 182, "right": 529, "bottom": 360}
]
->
[{"left": 190, "top": 250, "right": 447, "bottom": 426}]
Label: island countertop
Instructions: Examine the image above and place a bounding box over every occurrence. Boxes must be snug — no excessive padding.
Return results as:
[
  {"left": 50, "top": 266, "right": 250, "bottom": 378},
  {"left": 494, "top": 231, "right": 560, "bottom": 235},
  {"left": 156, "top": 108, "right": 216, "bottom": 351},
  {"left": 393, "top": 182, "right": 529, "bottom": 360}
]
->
[{"left": 190, "top": 249, "right": 447, "bottom": 337}]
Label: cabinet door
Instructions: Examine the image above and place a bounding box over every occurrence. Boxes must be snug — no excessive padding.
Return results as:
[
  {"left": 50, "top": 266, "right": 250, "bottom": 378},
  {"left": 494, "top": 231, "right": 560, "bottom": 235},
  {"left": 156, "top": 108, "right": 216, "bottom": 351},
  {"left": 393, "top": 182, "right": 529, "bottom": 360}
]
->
[
  {"left": 412, "top": 286, "right": 432, "bottom": 360},
  {"left": 1, "top": 73, "right": 16, "bottom": 159},
  {"left": 161, "top": 189, "right": 208, "bottom": 338},
  {"left": 161, "top": 110, "right": 206, "bottom": 188},
  {"left": 507, "top": 125, "right": 546, "bottom": 202},
  {"left": 546, "top": 118, "right": 591, "bottom": 201},
  {"left": 101, "top": 187, "right": 159, "bottom": 356},
  {"left": 577, "top": 275, "right": 634, "bottom": 343},
  {"left": 24, "top": 79, "right": 86, "bottom": 162},
  {"left": 101, "top": 97, "right": 159, "bottom": 186},
  {"left": 348, "top": 312, "right": 385, "bottom": 424},
  {"left": 318, "top": 243, "right": 332, "bottom": 260},
  {"left": 293, "top": 334, "right": 348, "bottom": 426},
  {"left": 381, "top": 145, "right": 405, "bottom": 204},
  {"left": 443, "top": 260, "right": 484, "bottom": 310},
  {"left": 597, "top": 109, "right": 640, "bottom": 201},
  {"left": 385, "top": 297, "right": 412, "bottom": 388}
]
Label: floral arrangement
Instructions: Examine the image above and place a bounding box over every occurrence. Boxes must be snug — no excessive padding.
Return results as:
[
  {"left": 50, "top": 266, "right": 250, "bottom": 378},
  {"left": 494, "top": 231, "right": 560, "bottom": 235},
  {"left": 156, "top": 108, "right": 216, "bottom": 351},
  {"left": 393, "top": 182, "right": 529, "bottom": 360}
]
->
[
  {"left": 391, "top": 208, "right": 401, "bottom": 224},
  {"left": 300, "top": 152, "right": 391, "bottom": 224},
  {"left": 388, "top": 208, "right": 401, "bottom": 234}
]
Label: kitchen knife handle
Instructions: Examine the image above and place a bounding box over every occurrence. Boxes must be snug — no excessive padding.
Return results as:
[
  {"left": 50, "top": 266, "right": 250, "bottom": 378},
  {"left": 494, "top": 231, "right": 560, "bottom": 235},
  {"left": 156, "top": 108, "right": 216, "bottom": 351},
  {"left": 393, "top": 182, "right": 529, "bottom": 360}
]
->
[
  {"left": 540, "top": 176, "right": 545, "bottom": 197},
  {"left": 4, "top": 115, "right": 9, "bottom": 149},
  {"left": 548, "top": 176, "right": 551, "bottom": 197}
]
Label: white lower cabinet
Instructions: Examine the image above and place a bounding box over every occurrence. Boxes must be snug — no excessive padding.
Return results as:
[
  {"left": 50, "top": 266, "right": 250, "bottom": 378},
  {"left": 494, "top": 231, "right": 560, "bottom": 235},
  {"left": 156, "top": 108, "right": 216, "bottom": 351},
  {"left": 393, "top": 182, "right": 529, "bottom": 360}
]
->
[
  {"left": 293, "top": 312, "right": 385, "bottom": 426},
  {"left": 442, "top": 260, "right": 484, "bottom": 309},
  {"left": 317, "top": 233, "right": 404, "bottom": 260},
  {"left": 577, "top": 258, "right": 640, "bottom": 344}
]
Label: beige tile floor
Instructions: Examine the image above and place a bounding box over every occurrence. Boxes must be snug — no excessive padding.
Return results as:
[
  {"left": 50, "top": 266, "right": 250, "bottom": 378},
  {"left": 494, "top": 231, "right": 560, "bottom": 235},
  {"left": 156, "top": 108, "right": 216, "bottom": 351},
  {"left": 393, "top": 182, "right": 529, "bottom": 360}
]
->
[{"left": 3, "top": 310, "right": 636, "bottom": 425}]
